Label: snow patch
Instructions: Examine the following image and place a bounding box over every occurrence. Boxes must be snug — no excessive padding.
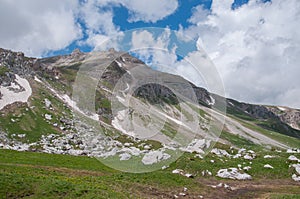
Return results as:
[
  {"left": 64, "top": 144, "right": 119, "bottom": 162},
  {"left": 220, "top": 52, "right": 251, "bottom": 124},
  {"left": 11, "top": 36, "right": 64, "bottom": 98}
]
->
[{"left": 0, "top": 75, "right": 32, "bottom": 110}]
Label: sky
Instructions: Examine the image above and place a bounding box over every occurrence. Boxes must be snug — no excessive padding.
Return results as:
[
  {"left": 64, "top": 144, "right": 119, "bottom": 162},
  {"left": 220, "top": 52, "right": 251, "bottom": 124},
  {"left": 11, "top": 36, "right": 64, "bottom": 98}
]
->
[{"left": 0, "top": 0, "right": 299, "bottom": 109}]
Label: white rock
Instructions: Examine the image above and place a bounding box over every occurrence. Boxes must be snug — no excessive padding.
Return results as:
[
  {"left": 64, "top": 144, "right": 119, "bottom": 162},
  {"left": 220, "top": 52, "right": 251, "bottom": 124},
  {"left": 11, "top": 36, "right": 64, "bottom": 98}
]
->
[
  {"left": 124, "top": 142, "right": 132, "bottom": 147},
  {"left": 194, "top": 154, "right": 203, "bottom": 159},
  {"left": 184, "top": 173, "right": 193, "bottom": 178},
  {"left": 119, "top": 153, "right": 131, "bottom": 161},
  {"left": 243, "top": 166, "right": 251, "bottom": 171},
  {"left": 233, "top": 154, "right": 242, "bottom": 159},
  {"left": 264, "top": 164, "right": 274, "bottom": 169},
  {"left": 44, "top": 98, "right": 51, "bottom": 108},
  {"left": 172, "top": 169, "right": 184, "bottom": 174},
  {"left": 292, "top": 174, "right": 300, "bottom": 182},
  {"left": 17, "top": 134, "right": 26, "bottom": 138},
  {"left": 264, "top": 155, "right": 274, "bottom": 159},
  {"left": 211, "top": 148, "right": 232, "bottom": 157},
  {"left": 288, "top": 155, "right": 300, "bottom": 162},
  {"left": 243, "top": 154, "right": 254, "bottom": 160},
  {"left": 180, "top": 139, "right": 211, "bottom": 154},
  {"left": 287, "top": 148, "right": 300, "bottom": 153},
  {"left": 216, "top": 168, "right": 252, "bottom": 180},
  {"left": 141, "top": 150, "right": 170, "bottom": 165},
  {"left": 248, "top": 150, "right": 255, "bottom": 154},
  {"left": 45, "top": 114, "right": 52, "bottom": 120},
  {"left": 202, "top": 170, "right": 212, "bottom": 176},
  {"left": 291, "top": 164, "right": 300, "bottom": 175}
]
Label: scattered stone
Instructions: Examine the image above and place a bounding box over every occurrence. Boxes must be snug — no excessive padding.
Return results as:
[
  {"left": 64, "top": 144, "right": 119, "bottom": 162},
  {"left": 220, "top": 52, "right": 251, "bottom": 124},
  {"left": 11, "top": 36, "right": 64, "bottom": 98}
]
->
[
  {"left": 291, "top": 164, "right": 300, "bottom": 175},
  {"left": 17, "top": 134, "right": 26, "bottom": 138},
  {"left": 202, "top": 170, "right": 212, "bottom": 176},
  {"left": 180, "top": 139, "right": 210, "bottom": 154},
  {"left": 184, "top": 173, "right": 193, "bottom": 178},
  {"left": 45, "top": 114, "right": 52, "bottom": 120},
  {"left": 244, "top": 154, "right": 254, "bottom": 160},
  {"left": 243, "top": 166, "right": 251, "bottom": 171},
  {"left": 216, "top": 168, "right": 252, "bottom": 180},
  {"left": 264, "top": 155, "right": 274, "bottom": 159},
  {"left": 44, "top": 98, "right": 51, "bottom": 108},
  {"left": 172, "top": 169, "right": 184, "bottom": 174},
  {"left": 292, "top": 174, "right": 300, "bottom": 181},
  {"left": 287, "top": 148, "right": 300, "bottom": 153},
  {"left": 264, "top": 164, "right": 274, "bottom": 169},
  {"left": 211, "top": 148, "right": 232, "bottom": 157},
  {"left": 172, "top": 169, "right": 194, "bottom": 178},
  {"left": 288, "top": 155, "right": 300, "bottom": 162},
  {"left": 119, "top": 152, "right": 131, "bottom": 161},
  {"left": 141, "top": 150, "right": 170, "bottom": 165}
]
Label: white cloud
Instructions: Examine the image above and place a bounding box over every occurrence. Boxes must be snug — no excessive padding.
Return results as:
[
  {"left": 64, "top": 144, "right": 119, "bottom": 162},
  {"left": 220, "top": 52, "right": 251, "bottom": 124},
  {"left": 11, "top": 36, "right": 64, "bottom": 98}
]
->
[
  {"left": 92, "top": 0, "right": 178, "bottom": 23},
  {"left": 130, "top": 29, "right": 225, "bottom": 96},
  {"left": 121, "top": 0, "right": 178, "bottom": 23},
  {"left": 0, "top": 0, "right": 178, "bottom": 56},
  {"left": 179, "top": 0, "right": 300, "bottom": 108},
  {"left": 0, "top": 0, "right": 82, "bottom": 57},
  {"left": 80, "top": 0, "right": 178, "bottom": 50}
]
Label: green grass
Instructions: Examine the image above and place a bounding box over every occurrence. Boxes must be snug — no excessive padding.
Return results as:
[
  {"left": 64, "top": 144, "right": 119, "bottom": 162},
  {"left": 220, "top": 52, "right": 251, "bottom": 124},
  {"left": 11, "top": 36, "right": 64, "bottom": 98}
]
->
[
  {"left": 220, "top": 130, "right": 257, "bottom": 148},
  {"left": 240, "top": 119, "right": 300, "bottom": 148},
  {"left": 0, "top": 147, "right": 299, "bottom": 198},
  {"left": 0, "top": 65, "right": 9, "bottom": 76},
  {"left": 0, "top": 84, "right": 72, "bottom": 143}
]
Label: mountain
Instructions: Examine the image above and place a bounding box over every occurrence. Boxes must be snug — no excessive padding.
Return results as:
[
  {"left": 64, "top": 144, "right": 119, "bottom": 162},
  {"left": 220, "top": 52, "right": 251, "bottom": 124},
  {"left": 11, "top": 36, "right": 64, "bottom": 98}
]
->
[{"left": 0, "top": 47, "right": 300, "bottom": 198}]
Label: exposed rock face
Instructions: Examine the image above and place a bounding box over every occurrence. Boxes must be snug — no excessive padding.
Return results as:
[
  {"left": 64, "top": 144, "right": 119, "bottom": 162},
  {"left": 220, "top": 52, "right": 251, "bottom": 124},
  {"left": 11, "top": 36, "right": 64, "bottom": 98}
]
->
[
  {"left": 0, "top": 48, "right": 36, "bottom": 86},
  {"left": 227, "top": 99, "right": 278, "bottom": 120},
  {"left": 267, "top": 106, "right": 300, "bottom": 130}
]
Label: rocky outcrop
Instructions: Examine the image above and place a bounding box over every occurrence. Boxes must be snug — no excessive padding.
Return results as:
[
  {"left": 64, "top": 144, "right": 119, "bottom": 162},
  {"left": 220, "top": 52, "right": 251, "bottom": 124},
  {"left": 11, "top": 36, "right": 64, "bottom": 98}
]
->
[
  {"left": 0, "top": 48, "right": 36, "bottom": 86},
  {"left": 267, "top": 106, "right": 300, "bottom": 131}
]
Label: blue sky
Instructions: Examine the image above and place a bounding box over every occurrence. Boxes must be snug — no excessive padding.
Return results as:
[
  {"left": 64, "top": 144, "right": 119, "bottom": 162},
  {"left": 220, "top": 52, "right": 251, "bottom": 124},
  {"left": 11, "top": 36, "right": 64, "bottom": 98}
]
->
[
  {"left": 49, "top": 0, "right": 249, "bottom": 56},
  {"left": 1, "top": 0, "right": 299, "bottom": 108}
]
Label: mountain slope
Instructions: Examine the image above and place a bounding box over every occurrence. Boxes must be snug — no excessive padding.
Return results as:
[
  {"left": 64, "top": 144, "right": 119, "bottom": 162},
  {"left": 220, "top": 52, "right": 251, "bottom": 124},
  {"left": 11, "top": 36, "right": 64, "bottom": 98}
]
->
[{"left": 0, "top": 47, "right": 300, "bottom": 164}]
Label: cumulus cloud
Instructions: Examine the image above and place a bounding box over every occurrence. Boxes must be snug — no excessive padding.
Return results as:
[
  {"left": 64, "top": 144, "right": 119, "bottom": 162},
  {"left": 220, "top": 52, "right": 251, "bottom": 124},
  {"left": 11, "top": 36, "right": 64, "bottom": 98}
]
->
[
  {"left": 0, "top": 0, "right": 178, "bottom": 56},
  {"left": 179, "top": 0, "right": 300, "bottom": 108},
  {"left": 91, "top": 0, "right": 178, "bottom": 23},
  {"left": 80, "top": 0, "right": 178, "bottom": 50},
  {"left": 130, "top": 29, "right": 225, "bottom": 96},
  {"left": 121, "top": 0, "right": 178, "bottom": 23},
  {"left": 0, "top": 0, "right": 82, "bottom": 57}
]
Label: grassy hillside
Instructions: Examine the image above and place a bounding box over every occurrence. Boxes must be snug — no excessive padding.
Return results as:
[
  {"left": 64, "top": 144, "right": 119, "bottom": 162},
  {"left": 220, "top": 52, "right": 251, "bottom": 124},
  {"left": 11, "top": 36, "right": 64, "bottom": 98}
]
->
[{"left": 1, "top": 148, "right": 299, "bottom": 199}]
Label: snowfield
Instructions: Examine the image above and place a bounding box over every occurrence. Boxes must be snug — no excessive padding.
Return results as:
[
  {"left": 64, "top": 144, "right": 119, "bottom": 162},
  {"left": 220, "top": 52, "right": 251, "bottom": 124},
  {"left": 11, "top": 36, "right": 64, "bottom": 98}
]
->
[{"left": 0, "top": 75, "right": 32, "bottom": 110}]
